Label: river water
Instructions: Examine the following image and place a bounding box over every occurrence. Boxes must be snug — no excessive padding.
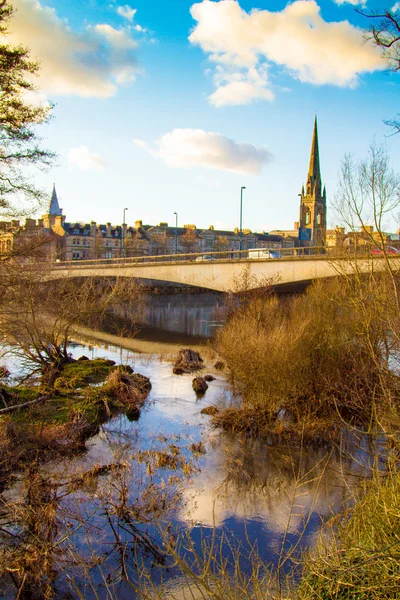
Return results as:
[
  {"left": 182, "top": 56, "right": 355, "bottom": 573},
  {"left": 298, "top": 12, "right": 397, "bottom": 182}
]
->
[{"left": 0, "top": 294, "right": 380, "bottom": 599}]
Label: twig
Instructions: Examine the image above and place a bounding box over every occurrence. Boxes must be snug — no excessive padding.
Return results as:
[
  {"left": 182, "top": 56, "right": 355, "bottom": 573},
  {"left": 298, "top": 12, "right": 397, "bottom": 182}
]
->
[{"left": 0, "top": 395, "right": 46, "bottom": 414}]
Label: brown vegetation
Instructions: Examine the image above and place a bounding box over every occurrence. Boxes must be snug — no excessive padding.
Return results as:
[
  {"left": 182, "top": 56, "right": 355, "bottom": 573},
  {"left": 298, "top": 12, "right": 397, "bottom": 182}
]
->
[
  {"left": 214, "top": 273, "right": 400, "bottom": 438},
  {"left": 173, "top": 348, "right": 204, "bottom": 374},
  {"left": 192, "top": 376, "right": 208, "bottom": 395}
]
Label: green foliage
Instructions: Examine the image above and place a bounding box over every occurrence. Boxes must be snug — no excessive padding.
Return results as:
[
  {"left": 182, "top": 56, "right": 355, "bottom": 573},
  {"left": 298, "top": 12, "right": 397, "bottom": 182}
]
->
[
  {"left": 0, "top": 0, "right": 55, "bottom": 217},
  {"left": 55, "top": 358, "right": 116, "bottom": 388}
]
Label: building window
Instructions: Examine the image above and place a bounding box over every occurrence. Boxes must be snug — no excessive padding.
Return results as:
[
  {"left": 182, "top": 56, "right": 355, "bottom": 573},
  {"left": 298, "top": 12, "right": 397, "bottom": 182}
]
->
[
  {"left": 206, "top": 239, "right": 213, "bottom": 248},
  {"left": 316, "top": 212, "right": 321, "bottom": 226},
  {"left": 305, "top": 209, "right": 311, "bottom": 226}
]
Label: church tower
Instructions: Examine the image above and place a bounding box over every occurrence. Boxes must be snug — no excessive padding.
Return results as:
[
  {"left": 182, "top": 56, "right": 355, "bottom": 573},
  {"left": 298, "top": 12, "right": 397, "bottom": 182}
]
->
[
  {"left": 42, "top": 184, "right": 65, "bottom": 231},
  {"left": 299, "top": 117, "right": 326, "bottom": 246}
]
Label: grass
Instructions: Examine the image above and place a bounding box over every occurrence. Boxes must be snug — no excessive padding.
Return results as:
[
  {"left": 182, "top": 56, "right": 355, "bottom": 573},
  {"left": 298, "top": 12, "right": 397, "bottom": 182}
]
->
[
  {"left": 298, "top": 463, "right": 400, "bottom": 599},
  {"left": 55, "top": 357, "right": 117, "bottom": 388}
]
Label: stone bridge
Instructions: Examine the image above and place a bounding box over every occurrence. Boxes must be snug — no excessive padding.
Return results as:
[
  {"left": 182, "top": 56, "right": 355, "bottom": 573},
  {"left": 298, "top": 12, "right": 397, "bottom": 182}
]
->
[{"left": 50, "top": 249, "right": 400, "bottom": 292}]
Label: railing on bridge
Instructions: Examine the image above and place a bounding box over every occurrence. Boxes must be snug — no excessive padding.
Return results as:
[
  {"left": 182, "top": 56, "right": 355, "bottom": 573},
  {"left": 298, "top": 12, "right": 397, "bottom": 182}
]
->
[{"left": 53, "top": 246, "right": 329, "bottom": 269}]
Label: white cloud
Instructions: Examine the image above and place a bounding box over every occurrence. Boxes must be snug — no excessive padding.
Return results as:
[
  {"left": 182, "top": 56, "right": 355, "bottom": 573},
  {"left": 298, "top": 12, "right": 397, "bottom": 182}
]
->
[
  {"left": 68, "top": 146, "right": 106, "bottom": 170},
  {"left": 133, "top": 129, "right": 273, "bottom": 175},
  {"left": 334, "top": 0, "right": 366, "bottom": 5},
  {"left": 210, "top": 81, "right": 274, "bottom": 107},
  {"left": 392, "top": 2, "right": 400, "bottom": 11},
  {"left": 5, "top": 0, "right": 140, "bottom": 98},
  {"left": 117, "top": 4, "right": 137, "bottom": 21},
  {"left": 93, "top": 24, "right": 137, "bottom": 49},
  {"left": 209, "top": 63, "right": 274, "bottom": 106},
  {"left": 189, "top": 0, "right": 384, "bottom": 106}
]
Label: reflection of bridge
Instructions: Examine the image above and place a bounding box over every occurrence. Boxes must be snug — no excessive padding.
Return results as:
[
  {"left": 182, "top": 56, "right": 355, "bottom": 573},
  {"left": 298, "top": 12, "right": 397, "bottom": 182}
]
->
[{"left": 51, "top": 249, "right": 399, "bottom": 293}]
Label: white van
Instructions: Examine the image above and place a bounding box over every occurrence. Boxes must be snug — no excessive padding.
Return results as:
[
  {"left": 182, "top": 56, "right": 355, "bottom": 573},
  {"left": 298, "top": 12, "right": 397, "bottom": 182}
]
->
[{"left": 247, "top": 249, "right": 280, "bottom": 259}]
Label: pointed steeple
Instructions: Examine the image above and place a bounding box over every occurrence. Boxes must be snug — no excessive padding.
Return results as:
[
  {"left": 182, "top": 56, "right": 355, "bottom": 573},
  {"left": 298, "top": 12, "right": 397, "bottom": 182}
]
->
[
  {"left": 48, "top": 183, "right": 62, "bottom": 216},
  {"left": 307, "top": 116, "right": 321, "bottom": 196}
]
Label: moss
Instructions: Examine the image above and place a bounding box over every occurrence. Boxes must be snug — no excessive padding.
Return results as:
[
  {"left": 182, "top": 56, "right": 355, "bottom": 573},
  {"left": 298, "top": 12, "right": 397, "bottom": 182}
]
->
[
  {"left": 0, "top": 363, "right": 151, "bottom": 490},
  {"left": 2, "top": 386, "right": 43, "bottom": 404},
  {"left": 57, "top": 358, "right": 117, "bottom": 388}
]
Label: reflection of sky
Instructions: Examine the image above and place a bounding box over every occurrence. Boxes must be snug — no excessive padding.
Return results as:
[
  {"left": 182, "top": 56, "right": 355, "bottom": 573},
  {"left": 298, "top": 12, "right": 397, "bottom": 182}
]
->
[
  {"left": 2, "top": 335, "right": 376, "bottom": 599},
  {"left": 66, "top": 339, "right": 370, "bottom": 540}
]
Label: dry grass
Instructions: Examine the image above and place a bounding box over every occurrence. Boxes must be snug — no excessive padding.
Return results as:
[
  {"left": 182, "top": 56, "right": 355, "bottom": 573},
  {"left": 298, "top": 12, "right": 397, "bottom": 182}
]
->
[
  {"left": 215, "top": 274, "right": 400, "bottom": 436},
  {"left": 298, "top": 461, "right": 400, "bottom": 599}
]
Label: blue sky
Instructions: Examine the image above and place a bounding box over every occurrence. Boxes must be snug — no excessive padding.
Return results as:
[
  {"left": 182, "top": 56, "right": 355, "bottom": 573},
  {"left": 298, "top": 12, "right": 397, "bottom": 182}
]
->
[{"left": 8, "top": 0, "right": 400, "bottom": 232}]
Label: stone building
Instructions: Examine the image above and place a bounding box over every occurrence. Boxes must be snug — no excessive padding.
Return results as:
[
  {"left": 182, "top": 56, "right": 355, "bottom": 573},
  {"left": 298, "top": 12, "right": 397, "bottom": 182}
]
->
[
  {"left": 0, "top": 120, "right": 332, "bottom": 260},
  {"left": 298, "top": 117, "right": 327, "bottom": 246}
]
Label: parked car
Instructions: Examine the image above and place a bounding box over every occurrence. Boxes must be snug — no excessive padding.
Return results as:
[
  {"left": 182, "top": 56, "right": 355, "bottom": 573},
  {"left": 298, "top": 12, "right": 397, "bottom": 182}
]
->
[
  {"left": 195, "top": 254, "right": 217, "bottom": 261},
  {"left": 370, "top": 246, "right": 400, "bottom": 255},
  {"left": 247, "top": 249, "right": 281, "bottom": 259}
]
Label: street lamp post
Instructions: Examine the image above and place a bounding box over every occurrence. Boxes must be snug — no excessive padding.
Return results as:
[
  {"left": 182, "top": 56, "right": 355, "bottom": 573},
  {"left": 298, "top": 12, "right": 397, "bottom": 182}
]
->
[
  {"left": 174, "top": 211, "right": 178, "bottom": 254},
  {"left": 239, "top": 186, "right": 246, "bottom": 253},
  {"left": 122, "top": 207, "right": 128, "bottom": 259}
]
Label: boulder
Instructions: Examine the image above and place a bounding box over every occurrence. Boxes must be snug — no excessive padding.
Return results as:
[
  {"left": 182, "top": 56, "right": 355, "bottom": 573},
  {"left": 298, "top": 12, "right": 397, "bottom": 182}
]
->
[
  {"left": 200, "top": 406, "right": 219, "bottom": 416},
  {"left": 173, "top": 348, "right": 204, "bottom": 374},
  {"left": 192, "top": 377, "right": 208, "bottom": 395},
  {"left": 204, "top": 374, "right": 216, "bottom": 382}
]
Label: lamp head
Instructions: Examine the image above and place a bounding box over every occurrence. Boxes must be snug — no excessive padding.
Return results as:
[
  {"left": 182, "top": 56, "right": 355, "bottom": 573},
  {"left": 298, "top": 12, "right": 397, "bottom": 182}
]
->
[{"left": 241, "top": 186, "right": 246, "bottom": 190}]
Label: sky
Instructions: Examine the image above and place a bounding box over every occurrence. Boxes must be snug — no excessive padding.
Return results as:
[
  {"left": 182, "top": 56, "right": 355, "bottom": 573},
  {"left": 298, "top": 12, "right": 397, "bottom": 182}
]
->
[{"left": 6, "top": 0, "right": 400, "bottom": 232}]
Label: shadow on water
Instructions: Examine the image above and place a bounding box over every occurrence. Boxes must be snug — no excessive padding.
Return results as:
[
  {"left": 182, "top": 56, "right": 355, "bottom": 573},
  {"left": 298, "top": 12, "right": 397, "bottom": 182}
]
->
[{"left": 0, "top": 300, "right": 382, "bottom": 599}]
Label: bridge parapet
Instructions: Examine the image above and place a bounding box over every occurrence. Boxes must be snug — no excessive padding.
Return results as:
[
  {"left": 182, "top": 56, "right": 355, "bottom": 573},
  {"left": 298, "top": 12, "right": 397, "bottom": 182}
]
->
[{"left": 53, "top": 246, "right": 328, "bottom": 271}]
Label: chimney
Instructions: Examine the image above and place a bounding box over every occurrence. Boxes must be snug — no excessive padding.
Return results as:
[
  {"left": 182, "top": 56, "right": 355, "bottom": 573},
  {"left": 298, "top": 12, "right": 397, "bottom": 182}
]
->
[
  {"left": 90, "top": 221, "right": 97, "bottom": 237},
  {"left": 184, "top": 224, "right": 196, "bottom": 230},
  {"left": 106, "top": 222, "right": 112, "bottom": 237},
  {"left": 234, "top": 227, "right": 239, "bottom": 234},
  {"left": 294, "top": 221, "right": 299, "bottom": 230},
  {"left": 135, "top": 220, "right": 143, "bottom": 230}
]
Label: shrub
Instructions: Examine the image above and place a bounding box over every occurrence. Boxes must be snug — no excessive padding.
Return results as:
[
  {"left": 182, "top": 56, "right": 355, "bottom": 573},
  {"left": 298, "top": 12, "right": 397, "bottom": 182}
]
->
[{"left": 215, "top": 275, "right": 400, "bottom": 430}]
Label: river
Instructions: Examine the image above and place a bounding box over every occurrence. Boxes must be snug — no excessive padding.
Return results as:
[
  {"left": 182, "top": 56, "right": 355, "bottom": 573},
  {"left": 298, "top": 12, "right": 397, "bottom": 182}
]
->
[{"left": 0, "top": 294, "right": 379, "bottom": 599}]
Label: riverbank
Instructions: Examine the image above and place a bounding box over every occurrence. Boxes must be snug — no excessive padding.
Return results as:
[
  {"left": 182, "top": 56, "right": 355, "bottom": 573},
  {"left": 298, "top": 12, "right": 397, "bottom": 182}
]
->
[
  {"left": 0, "top": 320, "right": 397, "bottom": 599},
  {"left": 0, "top": 358, "right": 151, "bottom": 489}
]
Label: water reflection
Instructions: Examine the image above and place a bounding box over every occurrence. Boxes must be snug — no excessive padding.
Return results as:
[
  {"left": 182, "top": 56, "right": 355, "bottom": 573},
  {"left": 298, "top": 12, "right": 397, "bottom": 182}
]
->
[
  {"left": 141, "top": 292, "right": 223, "bottom": 338},
  {"left": 0, "top": 333, "right": 377, "bottom": 599}
]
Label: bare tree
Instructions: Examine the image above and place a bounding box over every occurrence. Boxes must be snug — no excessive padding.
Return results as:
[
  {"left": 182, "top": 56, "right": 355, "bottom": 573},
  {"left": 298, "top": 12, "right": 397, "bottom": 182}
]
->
[
  {"left": 335, "top": 143, "right": 400, "bottom": 241},
  {"left": 213, "top": 235, "right": 230, "bottom": 252},
  {"left": 180, "top": 228, "right": 199, "bottom": 254},
  {"left": 0, "top": 258, "right": 144, "bottom": 386},
  {"left": 359, "top": 7, "right": 400, "bottom": 133}
]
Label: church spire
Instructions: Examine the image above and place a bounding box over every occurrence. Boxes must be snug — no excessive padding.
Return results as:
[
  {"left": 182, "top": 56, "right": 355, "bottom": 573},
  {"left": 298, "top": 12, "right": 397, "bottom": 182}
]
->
[
  {"left": 48, "top": 183, "right": 62, "bottom": 216},
  {"left": 306, "top": 116, "right": 321, "bottom": 196}
]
